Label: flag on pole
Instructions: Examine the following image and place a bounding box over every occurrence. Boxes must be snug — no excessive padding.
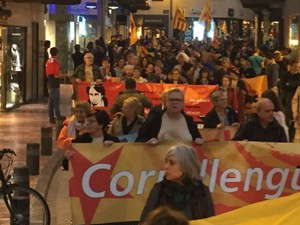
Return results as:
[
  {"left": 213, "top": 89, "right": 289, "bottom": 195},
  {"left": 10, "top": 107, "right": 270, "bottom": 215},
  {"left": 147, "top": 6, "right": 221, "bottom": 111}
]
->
[
  {"left": 199, "top": 0, "right": 212, "bottom": 32},
  {"left": 173, "top": 6, "right": 188, "bottom": 32},
  {"left": 221, "top": 21, "right": 229, "bottom": 36},
  {"left": 130, "top": 13, "right": 138, "bottom": 46},
  {"left": 212, "top": 26, "right": 219, "bottom": 48}
]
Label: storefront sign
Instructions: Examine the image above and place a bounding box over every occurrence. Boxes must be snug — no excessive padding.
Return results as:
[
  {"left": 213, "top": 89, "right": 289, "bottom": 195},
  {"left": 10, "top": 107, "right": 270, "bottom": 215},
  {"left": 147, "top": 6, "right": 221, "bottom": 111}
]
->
[
  {"left": 68, "top": 141, "right": 300, "bottom": 224},
  {"left": 144, "top": 19, "right": 163, "bottom": 24},
  {"left": 191, "top": 8, "right": 201, "bottom": 15}
]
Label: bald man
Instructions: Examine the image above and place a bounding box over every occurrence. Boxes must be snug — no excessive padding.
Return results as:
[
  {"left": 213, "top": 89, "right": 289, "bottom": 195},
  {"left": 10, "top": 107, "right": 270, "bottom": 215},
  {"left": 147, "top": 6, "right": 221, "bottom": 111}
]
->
[{"left": 232, "top": 98, "right": 287, "bottom": 142}]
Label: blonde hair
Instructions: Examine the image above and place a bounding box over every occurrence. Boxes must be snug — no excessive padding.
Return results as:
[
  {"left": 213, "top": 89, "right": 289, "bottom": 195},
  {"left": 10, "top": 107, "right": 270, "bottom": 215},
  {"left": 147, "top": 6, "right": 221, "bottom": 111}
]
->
[
  {"left": 165, "top": 145, "right": 201, "bottom": 183},
  {"left": 210, "top": 90, "right": 225, "bottom": 106},
  {"left": 123, "top": 97, "right": 142, "bottom": 116}
]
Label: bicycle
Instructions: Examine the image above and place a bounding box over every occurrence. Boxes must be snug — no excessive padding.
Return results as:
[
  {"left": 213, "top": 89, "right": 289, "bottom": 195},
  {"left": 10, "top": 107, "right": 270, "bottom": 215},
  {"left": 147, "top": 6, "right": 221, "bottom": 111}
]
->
[{"left": 0, "top": 148, "right": 51, "bottom": 225}]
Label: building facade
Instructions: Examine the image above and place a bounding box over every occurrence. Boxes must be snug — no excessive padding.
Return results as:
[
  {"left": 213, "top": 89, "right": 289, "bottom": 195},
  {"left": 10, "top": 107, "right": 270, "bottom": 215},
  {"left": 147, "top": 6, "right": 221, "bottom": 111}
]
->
[{"left": 134, "top": 0, "right": 256, "bottom": 40}]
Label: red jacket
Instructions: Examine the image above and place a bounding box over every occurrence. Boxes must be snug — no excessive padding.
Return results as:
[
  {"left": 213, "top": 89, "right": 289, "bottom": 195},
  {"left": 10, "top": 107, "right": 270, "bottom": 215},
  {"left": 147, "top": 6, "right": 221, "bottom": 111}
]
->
[{"left": 46, "top": 56, "right": 60, "bottom": 77}]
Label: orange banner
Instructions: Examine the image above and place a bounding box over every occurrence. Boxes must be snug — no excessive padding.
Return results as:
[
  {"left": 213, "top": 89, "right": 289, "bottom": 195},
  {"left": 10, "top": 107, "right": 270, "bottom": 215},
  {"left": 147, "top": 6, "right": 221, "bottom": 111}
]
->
[
  {"left": 68, "top": 141, "right": 300, "bottom": 225},
  {"left": 77, "top": 82, "right": 218, "bottom": 120}
]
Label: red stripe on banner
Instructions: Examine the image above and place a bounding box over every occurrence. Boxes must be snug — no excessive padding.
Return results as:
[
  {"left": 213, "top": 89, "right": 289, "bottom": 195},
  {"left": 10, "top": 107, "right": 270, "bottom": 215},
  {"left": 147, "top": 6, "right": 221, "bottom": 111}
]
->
[
  {"left": 223, "top": 130, "right": 231, "bottom": 141},
  {"left": 233, "top": 142, "right": 296, "bottom": 192},
  {"left": 214, "top": 203, "right": 240, "bottom": 215},
  {"left": 271, "top": 150, "right": 300, "bottom": 167}
]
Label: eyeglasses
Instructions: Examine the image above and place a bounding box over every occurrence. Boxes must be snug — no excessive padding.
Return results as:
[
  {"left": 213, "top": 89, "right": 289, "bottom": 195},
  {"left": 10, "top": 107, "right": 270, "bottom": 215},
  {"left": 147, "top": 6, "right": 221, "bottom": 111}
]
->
[{"left": 167, "top": 98, "right": 184, "bottom": 103}]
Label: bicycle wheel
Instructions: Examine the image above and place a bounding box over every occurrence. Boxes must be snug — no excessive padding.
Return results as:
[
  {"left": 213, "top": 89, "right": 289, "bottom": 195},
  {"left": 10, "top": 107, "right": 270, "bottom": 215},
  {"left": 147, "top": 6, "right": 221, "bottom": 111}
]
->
[{"left": 0, "top": 185, "right": 50, "bottom": 225}]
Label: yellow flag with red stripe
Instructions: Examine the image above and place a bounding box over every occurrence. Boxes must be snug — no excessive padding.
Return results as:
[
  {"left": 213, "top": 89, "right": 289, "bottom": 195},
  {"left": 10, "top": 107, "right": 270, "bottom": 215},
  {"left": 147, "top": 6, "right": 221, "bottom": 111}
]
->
[
  {"left": 173, "top": 6, "right": 188, "bottom": 32},
  {"left": 199, "top": 0, "right": 212, "bottom": 32},
  {"left": 130, "top": 13, "right": 138, "bottom": 46}
]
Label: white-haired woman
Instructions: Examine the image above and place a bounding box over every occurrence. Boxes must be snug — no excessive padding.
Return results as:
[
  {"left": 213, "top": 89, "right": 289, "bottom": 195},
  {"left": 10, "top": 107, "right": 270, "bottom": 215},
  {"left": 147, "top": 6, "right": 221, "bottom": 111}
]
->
[{"left": 140, "top": 145, "right": 214, "bottom": 222}]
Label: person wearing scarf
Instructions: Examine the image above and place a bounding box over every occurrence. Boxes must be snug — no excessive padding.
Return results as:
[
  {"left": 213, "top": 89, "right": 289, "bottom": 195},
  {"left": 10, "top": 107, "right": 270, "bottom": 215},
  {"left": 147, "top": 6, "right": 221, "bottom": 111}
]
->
[
  {"left": 140, "top": 145, "right": 214, "bottom": 222},
  {"left": 57, "top": 101, "right": 91, "bottom": 170}
]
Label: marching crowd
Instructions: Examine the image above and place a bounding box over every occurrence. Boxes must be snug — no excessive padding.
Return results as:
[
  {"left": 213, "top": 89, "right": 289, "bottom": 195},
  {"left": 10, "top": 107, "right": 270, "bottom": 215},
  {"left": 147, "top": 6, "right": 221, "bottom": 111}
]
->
[{"left": 45, "top": 34, "right": 300, "bottom": 224}]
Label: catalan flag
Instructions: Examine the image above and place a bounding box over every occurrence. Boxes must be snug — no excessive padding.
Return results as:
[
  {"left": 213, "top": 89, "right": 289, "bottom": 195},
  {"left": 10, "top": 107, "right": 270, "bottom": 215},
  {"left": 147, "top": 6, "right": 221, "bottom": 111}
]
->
[
  {"left": 221, "top": 21, "right": 229, "bottom": 36},
  {"left": 212, "top": 26, "right": 219, "bottom": 49},
  {"left": 173, "top": 6, "right": 188, "bottom": 32},
  {"left": 199, "top": 0, "right": 212, "bottom": 32},
  {"left": 130, "top": 13, "right": 138, "bottom": 46}
]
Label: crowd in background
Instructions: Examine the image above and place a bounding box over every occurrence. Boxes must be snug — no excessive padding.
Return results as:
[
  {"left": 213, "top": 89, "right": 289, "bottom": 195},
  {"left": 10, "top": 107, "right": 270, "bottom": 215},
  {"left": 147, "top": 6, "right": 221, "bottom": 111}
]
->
[{"left": 68, "top": 33, "right": 300, "bottom": 143}]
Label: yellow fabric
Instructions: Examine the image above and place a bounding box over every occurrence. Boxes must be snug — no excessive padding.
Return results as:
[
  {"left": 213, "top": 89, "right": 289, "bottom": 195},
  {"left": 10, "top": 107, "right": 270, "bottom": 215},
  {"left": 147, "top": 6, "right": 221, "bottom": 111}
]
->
[
  {"left": 190, "top": 192, "right": 300, "bottom": 225},
  {"left": 130, "top": 13, "right": 138, "bottom": 46},
  {"left": 199, "top": 0, "right": 212, "bottom": 32},
  {"left": 173, "top": 6, "right": 188, "bottom": 32}
]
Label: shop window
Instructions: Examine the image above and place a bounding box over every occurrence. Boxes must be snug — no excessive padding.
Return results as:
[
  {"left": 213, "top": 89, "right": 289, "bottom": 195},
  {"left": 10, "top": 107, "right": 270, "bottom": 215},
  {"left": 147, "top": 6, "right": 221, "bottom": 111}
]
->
[{"left": 290, "top": 15, "right": 299, "bottom": 47}]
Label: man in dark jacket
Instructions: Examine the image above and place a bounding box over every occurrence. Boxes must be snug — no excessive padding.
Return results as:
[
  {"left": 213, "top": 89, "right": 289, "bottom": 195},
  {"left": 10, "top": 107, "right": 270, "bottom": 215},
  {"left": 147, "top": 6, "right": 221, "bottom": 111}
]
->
[
  {"left": 110, "top": 78, "right": 152, "bottom": 115},
  {"left": 280, "top": 61, "right": 300, "bottom": 125},
  {"left": 232, "top": 98, "right": 287, "bottom": 142},
  {"left": 72, "top": 44, "right": 84, "bottom": 70}
]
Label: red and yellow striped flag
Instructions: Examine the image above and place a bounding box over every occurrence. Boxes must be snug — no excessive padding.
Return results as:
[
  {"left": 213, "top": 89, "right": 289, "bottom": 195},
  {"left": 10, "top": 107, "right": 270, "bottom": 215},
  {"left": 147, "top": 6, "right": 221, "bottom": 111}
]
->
[
  {"left": 130, "top": 13, "right": 138, "bottom": 46},
  {"left": 199, "top": 0, "right": 212, "bottom": 32},
  {"left": 173, "top": 6, "right": 188, "bottom": 32},
  {"left": 221, "top": 21, "right": 229, "bottom": 36},
  {"left": 212, "top": 26, "right": 219, "bottom": 48}
]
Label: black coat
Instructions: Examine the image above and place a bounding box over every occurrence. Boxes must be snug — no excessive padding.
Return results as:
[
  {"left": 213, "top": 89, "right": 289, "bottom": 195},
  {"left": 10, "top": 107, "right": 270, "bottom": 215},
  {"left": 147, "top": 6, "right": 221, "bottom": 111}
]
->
[
  {"left": 203, "top": 107, "right": 239, "bottom": 128},
  {"left": 232, "top": 115, "right": 287, "bottom": 142},
  {"left": 136, "top": 110, "right": 201, "bottom": 142},
  {"left": 140, "top": 179, "right": 214, "bottom": 222}
]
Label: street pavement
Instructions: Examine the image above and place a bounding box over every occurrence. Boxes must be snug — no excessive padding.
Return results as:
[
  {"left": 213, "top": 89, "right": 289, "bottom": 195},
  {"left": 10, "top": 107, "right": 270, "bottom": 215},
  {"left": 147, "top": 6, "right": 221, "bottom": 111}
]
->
[
  {"left": 0, "top": 84, "right": 72, "bottom": 224},
  {"left": 47, "top": 168, "right": 71, "bottom": 225}
]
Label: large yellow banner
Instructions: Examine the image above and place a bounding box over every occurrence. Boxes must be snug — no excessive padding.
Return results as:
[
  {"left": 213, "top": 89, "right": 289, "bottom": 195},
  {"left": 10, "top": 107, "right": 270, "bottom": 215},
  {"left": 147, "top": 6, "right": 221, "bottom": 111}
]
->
[
  {"left": 68, "top": 141, "right": 300, "bottom": 225},
  {"left": 191, "top": 192, "right": 300, "bottom": 225}
]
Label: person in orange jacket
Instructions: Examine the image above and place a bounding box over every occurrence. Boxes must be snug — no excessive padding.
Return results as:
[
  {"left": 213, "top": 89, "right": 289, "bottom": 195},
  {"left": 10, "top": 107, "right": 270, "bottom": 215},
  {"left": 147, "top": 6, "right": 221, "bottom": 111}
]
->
[{"left": 57, "top": 101, "right": 91, "bottom": 170}]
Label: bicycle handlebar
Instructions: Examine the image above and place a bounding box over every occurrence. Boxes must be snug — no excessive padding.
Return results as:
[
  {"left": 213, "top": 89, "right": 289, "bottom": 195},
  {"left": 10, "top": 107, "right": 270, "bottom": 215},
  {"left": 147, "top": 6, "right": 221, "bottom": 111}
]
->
[{"left": 0, "top": 149, "right": 16, "bottom": 160}]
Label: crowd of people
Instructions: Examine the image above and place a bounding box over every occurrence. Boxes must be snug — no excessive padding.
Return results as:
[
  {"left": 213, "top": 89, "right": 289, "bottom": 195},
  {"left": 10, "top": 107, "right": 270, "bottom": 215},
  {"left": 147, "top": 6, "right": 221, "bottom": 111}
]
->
[
  {"left": 64, "top": 34, "right": 300, "bottom": 142},
  {"left": 44, "top": 33, "right": 300, "bottom": 224}
]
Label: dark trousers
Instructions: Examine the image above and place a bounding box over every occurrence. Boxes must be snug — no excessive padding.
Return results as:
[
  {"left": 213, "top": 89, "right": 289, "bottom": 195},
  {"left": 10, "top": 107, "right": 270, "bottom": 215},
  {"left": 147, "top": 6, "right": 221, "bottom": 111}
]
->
[{"left": 48, "top": 88, "right": 61, "bottom": 120}]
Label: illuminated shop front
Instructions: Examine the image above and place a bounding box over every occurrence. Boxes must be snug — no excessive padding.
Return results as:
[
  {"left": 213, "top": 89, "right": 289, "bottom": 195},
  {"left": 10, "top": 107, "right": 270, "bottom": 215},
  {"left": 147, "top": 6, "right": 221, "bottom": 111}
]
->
[
  {"left": 289, "top": 15, "right": 299, "bottom": 48},
  {"left": 0, "top": 26, "right": 26, "bottom": 111},
  {"left": 184, "top": 18, "right": 254, "bottom": 42}
]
